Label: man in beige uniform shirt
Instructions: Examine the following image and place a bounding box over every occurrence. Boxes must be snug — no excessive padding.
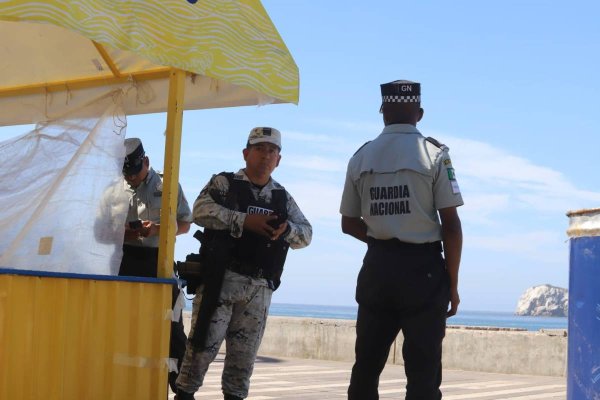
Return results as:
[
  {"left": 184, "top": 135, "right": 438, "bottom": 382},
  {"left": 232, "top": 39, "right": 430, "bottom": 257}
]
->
[
  {"left": 340, "top": 80, "right": 463, "bottom": 400},
  {"left": 121, "top": 138, "right": 193, "bottom": 392}
]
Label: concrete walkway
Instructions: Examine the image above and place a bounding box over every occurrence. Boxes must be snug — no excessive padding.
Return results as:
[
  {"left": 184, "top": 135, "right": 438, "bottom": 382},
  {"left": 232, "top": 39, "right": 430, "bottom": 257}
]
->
[{"left": 168, "top": 355, "right": 566, "bottom": 399}]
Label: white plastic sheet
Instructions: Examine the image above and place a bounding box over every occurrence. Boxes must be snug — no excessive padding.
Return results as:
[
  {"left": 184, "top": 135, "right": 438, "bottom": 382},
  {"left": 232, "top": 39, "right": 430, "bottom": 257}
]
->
[{"left": 0, "top": 91, "right": 129, "bottom": 275}]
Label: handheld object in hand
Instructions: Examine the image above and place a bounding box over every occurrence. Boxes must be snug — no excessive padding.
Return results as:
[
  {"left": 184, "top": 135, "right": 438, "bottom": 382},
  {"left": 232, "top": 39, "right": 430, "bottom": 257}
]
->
[
  {"left": 129, "top": 219, "right": 143, "bottom": 230},
  {"left": 267, "top": 213, "right": 286, "bottom": 229}
]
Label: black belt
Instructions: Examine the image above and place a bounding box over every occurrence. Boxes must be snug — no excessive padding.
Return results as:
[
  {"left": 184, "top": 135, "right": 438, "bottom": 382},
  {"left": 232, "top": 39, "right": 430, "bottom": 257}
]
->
[
  {"left": 367, "top": 237, "right": 442, "bottom": 253},
  {"left": 227, "top": 260, "right": 267, "bottom": 279}
]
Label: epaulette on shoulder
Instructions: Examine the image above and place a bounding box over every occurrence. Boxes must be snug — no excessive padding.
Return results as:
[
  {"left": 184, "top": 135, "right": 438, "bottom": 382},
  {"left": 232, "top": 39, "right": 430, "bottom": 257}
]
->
[
  {"left": 211, "top": 172, "right": 235, "bottom": 188},
  {"left": 425, "top": 137, "right": 448, "bottom": 150},
  {"left": 215, "top": 171, "right": 235, "bottom": 179},
  {"left": 353, "top": 141, "right": 371, "bottom": 156},
  {"left": 217, "top": 172, "right": 249, "bottom": 190}
]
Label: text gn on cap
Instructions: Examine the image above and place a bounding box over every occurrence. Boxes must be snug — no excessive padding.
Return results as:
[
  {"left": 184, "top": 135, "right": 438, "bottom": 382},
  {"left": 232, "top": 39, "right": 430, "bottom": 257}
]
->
[{"left": 380, "top": 80, "right": 421, "bottom": 103}]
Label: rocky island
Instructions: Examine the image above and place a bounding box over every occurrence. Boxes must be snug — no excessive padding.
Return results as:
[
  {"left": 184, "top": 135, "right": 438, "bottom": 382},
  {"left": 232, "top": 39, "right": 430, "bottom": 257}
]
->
[{"left": 515, "top": 284, "right": 568, "bottom": 317}]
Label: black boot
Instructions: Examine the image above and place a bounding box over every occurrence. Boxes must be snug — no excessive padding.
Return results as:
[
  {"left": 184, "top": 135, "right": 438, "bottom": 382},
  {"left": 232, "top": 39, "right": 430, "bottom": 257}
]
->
[
  {"left": 224, "top": 394, "right": 243, "bottom": 400},
  {"left": 175, "top": 389, "right": 196, "bottom": 400}
]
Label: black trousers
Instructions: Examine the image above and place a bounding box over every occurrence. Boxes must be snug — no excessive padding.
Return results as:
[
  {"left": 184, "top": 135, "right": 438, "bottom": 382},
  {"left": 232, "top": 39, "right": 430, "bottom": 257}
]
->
[
  {"left": 119, "top": 244, "right": 188, "bottom": 392},
  {"left": 348, "top": 239, "right": 449, "bottom": 400}
]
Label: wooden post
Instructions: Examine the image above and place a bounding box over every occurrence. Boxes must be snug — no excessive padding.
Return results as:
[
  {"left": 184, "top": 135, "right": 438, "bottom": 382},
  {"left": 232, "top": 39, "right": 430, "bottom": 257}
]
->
[{"left": 157, "top": 68, "right": 185, "bottom": 278}]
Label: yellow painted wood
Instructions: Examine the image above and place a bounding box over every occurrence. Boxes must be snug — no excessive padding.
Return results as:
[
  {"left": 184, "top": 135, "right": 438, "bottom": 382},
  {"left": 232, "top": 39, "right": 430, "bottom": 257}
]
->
[
  {"left": 0, "top": 0, "right": 299, "bottom": 104},
  {"left": 92, "top": 41, "right": 123, "bottom": 78},
  {"left": 0, "top": 273, "right": 172, "bottom": 400},
  {"left": 157, "top": 68, "right": 186, "bottom": 279},
  {"left": 0, "top": 68, "right": 171, "bottom": 98}
]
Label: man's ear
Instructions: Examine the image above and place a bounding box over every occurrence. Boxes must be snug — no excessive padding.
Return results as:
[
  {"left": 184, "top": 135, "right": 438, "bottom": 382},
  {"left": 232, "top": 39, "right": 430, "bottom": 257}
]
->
[
  {"left": 242, "top": 148, "right": 249, "bottom": 161},
  {"left": 418, "top": 107, "right": 424, "bottom": 122},
  {"left": 144, "top": 156, "right": 150, "bottom": 168},
  {"left": 275, "top": 154, "right": 281, "bottom": 167}
]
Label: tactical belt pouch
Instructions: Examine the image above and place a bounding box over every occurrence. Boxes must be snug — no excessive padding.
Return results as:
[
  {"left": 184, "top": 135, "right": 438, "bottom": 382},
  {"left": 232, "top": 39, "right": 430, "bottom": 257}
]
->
[{"left": 176, "top": 256, "right": 205, "bottom": 295}]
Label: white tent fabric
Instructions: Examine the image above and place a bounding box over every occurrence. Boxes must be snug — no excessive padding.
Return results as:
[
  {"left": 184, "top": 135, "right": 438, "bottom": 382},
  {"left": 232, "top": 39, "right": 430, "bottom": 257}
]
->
[
  {"left": 0, "top": 0, "right": 300, "bottom": 276},
  {"left": 0, "top": 2, "right": 299, "bottom": 126},
  {"left": 0, "top": 20, "right": 278, "bottom": 126},
  {"left": 0, "top": 91, "right": 128, "bottom": 275},
  {"left": 0, "top": 70, "right": 277, "bottom": 127}
]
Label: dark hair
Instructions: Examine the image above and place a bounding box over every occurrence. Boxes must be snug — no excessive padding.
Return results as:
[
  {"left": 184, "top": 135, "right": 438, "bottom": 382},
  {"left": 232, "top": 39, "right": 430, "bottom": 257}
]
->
[
  {"left": 382, "top": 102, "right": 422, "bottom": 125},
  {"left": 245, "top": 141, "right": 281, "bottom": 152}
]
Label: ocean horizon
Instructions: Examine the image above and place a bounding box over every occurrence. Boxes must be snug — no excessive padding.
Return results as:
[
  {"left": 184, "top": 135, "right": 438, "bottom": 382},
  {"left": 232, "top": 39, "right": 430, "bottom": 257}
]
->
[{"left": 184, "top": 301, "right": 568, "bottom": 332}]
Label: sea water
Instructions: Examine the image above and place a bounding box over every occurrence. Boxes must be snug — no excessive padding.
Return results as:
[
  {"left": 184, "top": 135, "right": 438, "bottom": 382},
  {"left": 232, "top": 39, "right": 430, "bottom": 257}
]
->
[
  {"left": 184, "top": 300, "right": 567, "bottom": 332},
  {"left": 268, "top": 303, "right": 567, "bottom": 332}
]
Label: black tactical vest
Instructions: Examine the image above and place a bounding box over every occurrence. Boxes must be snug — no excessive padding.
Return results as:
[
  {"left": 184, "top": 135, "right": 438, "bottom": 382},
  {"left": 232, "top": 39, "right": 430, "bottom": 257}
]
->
[{"left": 206, "top": 172, "right": 290, "bottom": 288}]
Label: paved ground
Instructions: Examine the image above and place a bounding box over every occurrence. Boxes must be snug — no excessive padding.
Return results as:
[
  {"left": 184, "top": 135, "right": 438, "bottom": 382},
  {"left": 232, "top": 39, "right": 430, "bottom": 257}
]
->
[{"left": 169, "top": 354, "right": 566, "bottom": 399}]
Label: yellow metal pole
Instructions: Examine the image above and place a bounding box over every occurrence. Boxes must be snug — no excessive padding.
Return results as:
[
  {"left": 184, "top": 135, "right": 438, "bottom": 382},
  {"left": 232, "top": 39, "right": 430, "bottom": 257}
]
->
[
  {"left": 0, "top": 68, "right": 171, "bottom": 98},
  {"left": 157, "top": 68, "right": 186, "bottom": 278}
]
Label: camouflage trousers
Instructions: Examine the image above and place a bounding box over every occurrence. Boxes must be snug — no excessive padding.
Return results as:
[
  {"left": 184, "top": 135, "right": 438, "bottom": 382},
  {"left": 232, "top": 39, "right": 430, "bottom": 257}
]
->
[{"left": 176, "top": 269, "right": 272, "bottom": 398}]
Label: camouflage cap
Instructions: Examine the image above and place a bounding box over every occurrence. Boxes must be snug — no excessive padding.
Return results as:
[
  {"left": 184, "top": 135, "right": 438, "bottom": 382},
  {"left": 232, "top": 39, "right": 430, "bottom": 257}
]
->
[{"left": 248, "top": 127, "right": 281, "bottom": 150}]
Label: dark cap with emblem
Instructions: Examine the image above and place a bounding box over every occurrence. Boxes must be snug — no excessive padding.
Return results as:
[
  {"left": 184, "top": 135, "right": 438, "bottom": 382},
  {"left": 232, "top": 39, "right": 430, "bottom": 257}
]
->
[
  {"left": 381, "top": 80, "right": 421, "bottom": 104},
  {"left": 123, "top": 138, "right": 146, "bottom": 175}
]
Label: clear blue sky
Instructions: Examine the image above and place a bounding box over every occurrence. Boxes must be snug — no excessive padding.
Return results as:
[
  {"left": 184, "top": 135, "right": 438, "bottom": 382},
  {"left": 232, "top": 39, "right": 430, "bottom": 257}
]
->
[{"left": 1, "top": 1, "right": 599, "bottom": 312}]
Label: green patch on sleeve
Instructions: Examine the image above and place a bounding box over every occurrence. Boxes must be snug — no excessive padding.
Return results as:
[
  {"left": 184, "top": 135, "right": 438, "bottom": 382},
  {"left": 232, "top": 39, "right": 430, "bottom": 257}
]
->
[{"left": 447, "top": 168, "right": 456, "bottom": 180}]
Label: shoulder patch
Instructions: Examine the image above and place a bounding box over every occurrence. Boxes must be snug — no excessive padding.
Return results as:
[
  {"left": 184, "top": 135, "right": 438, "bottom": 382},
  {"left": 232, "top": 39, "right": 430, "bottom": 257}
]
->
[
  {"left": 353, "top": 141, "right": 371, "bottom": 156},
  {"left": 425, "top": 137, "right": 446, "bottom": 149}
]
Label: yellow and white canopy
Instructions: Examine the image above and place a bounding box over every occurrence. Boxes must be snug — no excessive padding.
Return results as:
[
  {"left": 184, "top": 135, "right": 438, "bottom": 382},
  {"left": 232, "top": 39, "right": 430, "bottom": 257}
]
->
[{"left": 0, "top": 0, "right": 299, "bottom": 126}]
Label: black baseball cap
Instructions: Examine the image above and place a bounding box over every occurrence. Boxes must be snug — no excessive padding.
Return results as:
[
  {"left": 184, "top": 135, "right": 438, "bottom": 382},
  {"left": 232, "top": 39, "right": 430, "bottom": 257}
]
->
[{"left": 123, "top": 138, "right": 145, "bottom": 175}]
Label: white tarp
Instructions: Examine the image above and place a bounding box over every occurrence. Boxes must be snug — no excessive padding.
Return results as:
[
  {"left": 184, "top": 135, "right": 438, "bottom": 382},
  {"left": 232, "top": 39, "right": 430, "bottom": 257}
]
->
[{"left": 0, "top": 91, "right": 128, "bottom": 275}]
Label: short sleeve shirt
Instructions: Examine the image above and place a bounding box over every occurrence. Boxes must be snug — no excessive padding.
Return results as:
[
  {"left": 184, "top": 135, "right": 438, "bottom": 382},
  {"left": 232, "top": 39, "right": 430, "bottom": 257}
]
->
[
  {"left": 124, "top": 167, "right": 193, "bottom": 248},
  {"left": 340, "top": 124, "right": 464, "bottom": 243}
]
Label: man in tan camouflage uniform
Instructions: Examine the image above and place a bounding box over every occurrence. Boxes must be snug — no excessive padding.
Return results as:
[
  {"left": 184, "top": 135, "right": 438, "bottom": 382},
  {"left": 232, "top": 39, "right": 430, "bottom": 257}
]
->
[{"left": 176, "top": 127, "right": 312, "bottom": 400}]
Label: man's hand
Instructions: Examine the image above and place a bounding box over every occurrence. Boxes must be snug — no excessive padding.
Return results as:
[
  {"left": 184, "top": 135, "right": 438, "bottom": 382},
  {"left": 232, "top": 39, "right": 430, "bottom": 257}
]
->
[
  {"left": 140, "top": 220, "right": 159, "bottom": 237},
  {"left": 270, "top": 221, "right": 288, "bottom": 240},
  {"left": 447, "top": 287, "right": 460, "bottom": 317},
  {"left": 341, "top": 216, "right": 368, "bottom": 243},
  {"left": 243, "top": 214, "right": 282, "bottom": 239}
]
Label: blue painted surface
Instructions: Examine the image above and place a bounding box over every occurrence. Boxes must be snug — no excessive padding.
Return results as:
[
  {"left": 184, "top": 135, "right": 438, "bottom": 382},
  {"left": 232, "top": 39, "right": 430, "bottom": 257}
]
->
[
  {"left": 0, "top": 267, "right": 176, "bottom": 284},
  {"left": 568, "top": 236, "right": 600, "bottom": 400}
]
